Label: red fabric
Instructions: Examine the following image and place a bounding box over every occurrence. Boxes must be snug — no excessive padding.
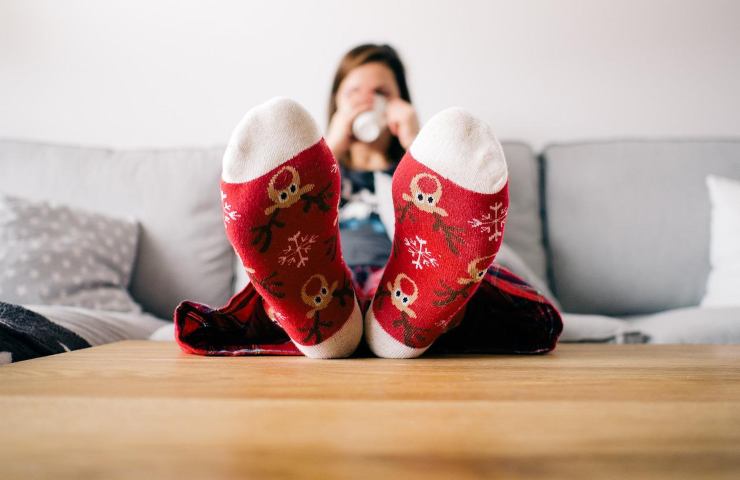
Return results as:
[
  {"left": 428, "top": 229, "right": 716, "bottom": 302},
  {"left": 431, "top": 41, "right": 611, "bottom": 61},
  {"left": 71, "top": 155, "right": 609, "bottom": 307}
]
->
[
  {"left": 220, "top": 140, "right": 355, "bottom": 347},
  {"left": 370, "top": 152, "right": 510, "bottom": 348},
  {"left": 174, "top": 263, "right": 562, "bottom": 357},
  {"left": 175, "top": 285, "right": 301, "bottom": 356}
]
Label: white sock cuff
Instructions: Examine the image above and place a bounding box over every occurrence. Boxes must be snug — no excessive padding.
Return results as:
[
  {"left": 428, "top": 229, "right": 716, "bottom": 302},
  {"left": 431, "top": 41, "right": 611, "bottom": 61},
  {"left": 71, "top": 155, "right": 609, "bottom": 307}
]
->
[
  {"left": 222, "top": 97, "right": 322, "bottom": 184},
  {"left": 409, "top": 107, "right": 508, "bottom": 194},
  {"left": 364, "top": 307, "right": 429, "bottom": 359},
  {"left": 294, "top": 298, "right": 363, "bottom": 359}
]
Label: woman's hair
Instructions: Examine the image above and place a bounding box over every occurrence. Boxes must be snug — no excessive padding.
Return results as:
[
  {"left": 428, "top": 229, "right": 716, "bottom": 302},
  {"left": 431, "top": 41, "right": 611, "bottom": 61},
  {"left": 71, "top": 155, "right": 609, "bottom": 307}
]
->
[{"left": 328, "top": 43, "right": 411, "bottom": 165}]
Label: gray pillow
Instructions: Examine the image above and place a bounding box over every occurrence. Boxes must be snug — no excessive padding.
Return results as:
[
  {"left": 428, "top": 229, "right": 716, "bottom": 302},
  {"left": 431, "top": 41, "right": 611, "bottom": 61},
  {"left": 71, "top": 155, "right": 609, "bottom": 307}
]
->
[{"left": 0, "top": 195, "right": 141, "bottom": 312}]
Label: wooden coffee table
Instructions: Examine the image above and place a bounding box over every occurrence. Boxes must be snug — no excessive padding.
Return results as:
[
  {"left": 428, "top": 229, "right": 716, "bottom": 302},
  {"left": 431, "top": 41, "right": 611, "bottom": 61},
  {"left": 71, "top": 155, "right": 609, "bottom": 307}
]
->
[{"left": 1, "top": 341, "right": 739, "bottom": 479}]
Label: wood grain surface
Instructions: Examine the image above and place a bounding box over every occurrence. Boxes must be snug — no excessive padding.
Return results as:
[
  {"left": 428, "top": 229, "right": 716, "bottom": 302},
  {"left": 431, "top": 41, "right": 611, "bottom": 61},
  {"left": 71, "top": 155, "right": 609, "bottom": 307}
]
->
[{"left": 1, "top": 341, "right": 739, "bottom": 479}]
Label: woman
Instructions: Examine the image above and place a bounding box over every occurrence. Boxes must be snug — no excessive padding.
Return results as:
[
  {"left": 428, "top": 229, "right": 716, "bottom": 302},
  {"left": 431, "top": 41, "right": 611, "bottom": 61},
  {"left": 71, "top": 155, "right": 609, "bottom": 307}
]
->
[{"left": 325, "top": 44, "right": 420, "bottom": 293}]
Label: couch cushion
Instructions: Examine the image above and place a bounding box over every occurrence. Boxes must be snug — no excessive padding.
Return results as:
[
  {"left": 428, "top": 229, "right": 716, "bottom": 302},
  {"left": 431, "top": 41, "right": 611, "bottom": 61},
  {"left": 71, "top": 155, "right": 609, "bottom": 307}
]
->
[
  {"left": 559, "top": 313, "right": 647, "bottom": 344},
  {"left": 500, "top": 142, "right": 547, "bottom": 281},
  {"left": 0, "top": 140, "right": 233, "bottom": 319},
  {"left": 629, "top": 306, "right": 740, "bottom": 344},
  {"left": 543, "top": 140, "right": 740, "bottom": 316},
  {"left": 26, "top": 304, "right": 168, "bottom": 345},
  {"left": 0, "top": 194, "right": 140, "bottom": 312}
]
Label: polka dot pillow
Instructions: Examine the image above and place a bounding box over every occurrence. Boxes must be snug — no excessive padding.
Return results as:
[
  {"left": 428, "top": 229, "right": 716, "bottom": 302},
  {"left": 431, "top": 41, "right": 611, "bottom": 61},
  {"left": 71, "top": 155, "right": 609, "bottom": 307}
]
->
[{"left": 0, "top": 194, "right": 141, "bottom": 312}]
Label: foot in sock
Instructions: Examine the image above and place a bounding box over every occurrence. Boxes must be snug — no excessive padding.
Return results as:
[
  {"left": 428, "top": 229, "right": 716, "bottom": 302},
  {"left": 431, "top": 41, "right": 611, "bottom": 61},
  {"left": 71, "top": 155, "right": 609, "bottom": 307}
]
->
[
  {"left": 365, "top": 108, "right": 509, "bottom": 358},
  {"left": 220, "top": 97, "right": 362, "bottom": 358}
]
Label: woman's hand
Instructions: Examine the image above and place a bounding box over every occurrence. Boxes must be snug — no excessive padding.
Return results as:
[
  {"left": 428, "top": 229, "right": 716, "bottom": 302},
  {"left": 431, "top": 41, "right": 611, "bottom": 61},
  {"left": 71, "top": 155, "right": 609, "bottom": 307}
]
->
[
  {"left": 326, "top": 98, "right": 374, "bottom": 159},
  {"left": 385, "top": 98, "right": 420, "bottom": 150}
]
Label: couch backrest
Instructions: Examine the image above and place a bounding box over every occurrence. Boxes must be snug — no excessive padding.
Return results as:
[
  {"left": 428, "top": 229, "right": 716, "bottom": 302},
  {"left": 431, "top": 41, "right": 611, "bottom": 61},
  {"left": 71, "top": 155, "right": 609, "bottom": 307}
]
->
[
  {"left": 543, "top": 140, "right": 740, "bottom": 316},
  {"left": 0, "top": 139, "right": 234, "bottom": 319},
  {"left": 0, "top": 139, "right": 550, "bottom": 320},
  {"left": 500, "top": 142, "right": 548, "bottom": 282}
]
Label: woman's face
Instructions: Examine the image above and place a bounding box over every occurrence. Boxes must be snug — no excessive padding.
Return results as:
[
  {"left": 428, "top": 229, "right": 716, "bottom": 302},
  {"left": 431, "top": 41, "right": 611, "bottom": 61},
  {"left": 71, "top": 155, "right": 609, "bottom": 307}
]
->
[{"left": 335, "top": 62, "right": 400, "bottom": 110}]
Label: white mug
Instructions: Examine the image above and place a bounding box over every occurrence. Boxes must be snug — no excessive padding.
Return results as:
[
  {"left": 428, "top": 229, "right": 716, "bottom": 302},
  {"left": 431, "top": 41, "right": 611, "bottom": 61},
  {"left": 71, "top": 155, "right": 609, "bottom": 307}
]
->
[{"left": 352, "top": 94, "right": 387, "bottom": 143}]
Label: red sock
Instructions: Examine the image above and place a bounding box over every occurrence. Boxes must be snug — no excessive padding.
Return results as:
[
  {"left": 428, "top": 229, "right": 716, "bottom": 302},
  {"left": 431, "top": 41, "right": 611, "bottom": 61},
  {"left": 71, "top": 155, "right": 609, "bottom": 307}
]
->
[
  {"left": 365, "top": 108, "right": 509, "bottom": 358},
  {"left": 221, "top": 98, "right": 362, "bottom": 358}
]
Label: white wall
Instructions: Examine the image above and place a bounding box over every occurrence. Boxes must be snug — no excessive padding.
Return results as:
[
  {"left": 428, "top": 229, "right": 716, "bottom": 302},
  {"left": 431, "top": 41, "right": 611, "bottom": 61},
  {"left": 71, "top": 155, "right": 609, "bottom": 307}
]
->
[{"left": 1, "top": 0, "right": 739, "bottom": 151}]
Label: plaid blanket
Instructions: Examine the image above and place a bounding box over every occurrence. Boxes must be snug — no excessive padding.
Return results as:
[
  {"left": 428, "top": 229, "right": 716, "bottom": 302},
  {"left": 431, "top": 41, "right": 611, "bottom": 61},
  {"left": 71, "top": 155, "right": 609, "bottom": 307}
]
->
[{"left": 174, "top": 264, "right": 563, "bottom": 357}]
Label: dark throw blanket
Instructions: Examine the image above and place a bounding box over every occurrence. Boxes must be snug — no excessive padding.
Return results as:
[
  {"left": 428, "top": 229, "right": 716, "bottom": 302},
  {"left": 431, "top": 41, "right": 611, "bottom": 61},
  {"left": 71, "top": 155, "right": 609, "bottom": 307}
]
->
[{"left": 0, "top": 302, "right": 90, "bottom": 363}]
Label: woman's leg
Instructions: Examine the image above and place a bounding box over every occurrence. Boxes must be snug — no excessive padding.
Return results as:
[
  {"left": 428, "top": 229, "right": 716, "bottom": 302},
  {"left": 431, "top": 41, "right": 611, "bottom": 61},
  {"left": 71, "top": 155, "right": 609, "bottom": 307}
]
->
[
  {"left": 178, "top": 98, "right": 363, "bottom": 359},
  {"left": 365, "top": 108, "right": 510, "bottom": 358}
]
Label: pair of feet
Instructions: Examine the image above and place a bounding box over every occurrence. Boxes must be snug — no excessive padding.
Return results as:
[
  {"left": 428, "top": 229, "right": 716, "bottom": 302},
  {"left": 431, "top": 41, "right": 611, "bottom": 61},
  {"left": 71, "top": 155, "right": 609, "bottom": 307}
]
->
[{"left": 221, "top": 98, "right": 509, "bottom": 358}]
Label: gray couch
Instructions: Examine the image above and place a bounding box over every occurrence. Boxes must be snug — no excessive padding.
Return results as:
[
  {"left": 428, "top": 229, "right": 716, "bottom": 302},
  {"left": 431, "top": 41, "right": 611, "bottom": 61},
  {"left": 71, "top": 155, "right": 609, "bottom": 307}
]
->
[
  {"left": 1, "top": 138, "right": 739, "bottom": 346},
  {"left": 524, "top": 140, "right": 739, "bottom": 343}
]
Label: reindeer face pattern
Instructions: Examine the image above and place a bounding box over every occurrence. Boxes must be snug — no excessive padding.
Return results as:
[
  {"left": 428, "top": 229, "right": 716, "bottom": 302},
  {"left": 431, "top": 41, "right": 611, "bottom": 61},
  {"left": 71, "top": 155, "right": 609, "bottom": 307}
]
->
[
  {"left": 402, "top": 173, "right": 448, "bottom": 217},
  {"left": 387, "top": 273, "right": 419, "bottom": 318},
  {"left": 458, "top": 255, "right": 496, "bottom": 285},
  {"left": 301, "top": 274, "right": 338, "bottom": 318},
  {"left": 265, "top": 166, "right": 314, "bottom": 215}
]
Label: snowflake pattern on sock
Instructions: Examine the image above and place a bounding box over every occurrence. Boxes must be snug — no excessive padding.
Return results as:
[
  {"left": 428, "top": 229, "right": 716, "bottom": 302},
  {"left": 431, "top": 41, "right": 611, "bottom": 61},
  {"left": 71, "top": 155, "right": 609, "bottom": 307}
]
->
[
  {"left": 403, "top": 235, "right": 439, "bottom": 270},
  {"left": 221, "top": 190, "right": 241, "bottom": 225},
  {"left": 278, "top": 231, "right": 318, "bottom": 268},
  {"left": 469, "top": 202, "right": 508, "bottom": 242}
]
